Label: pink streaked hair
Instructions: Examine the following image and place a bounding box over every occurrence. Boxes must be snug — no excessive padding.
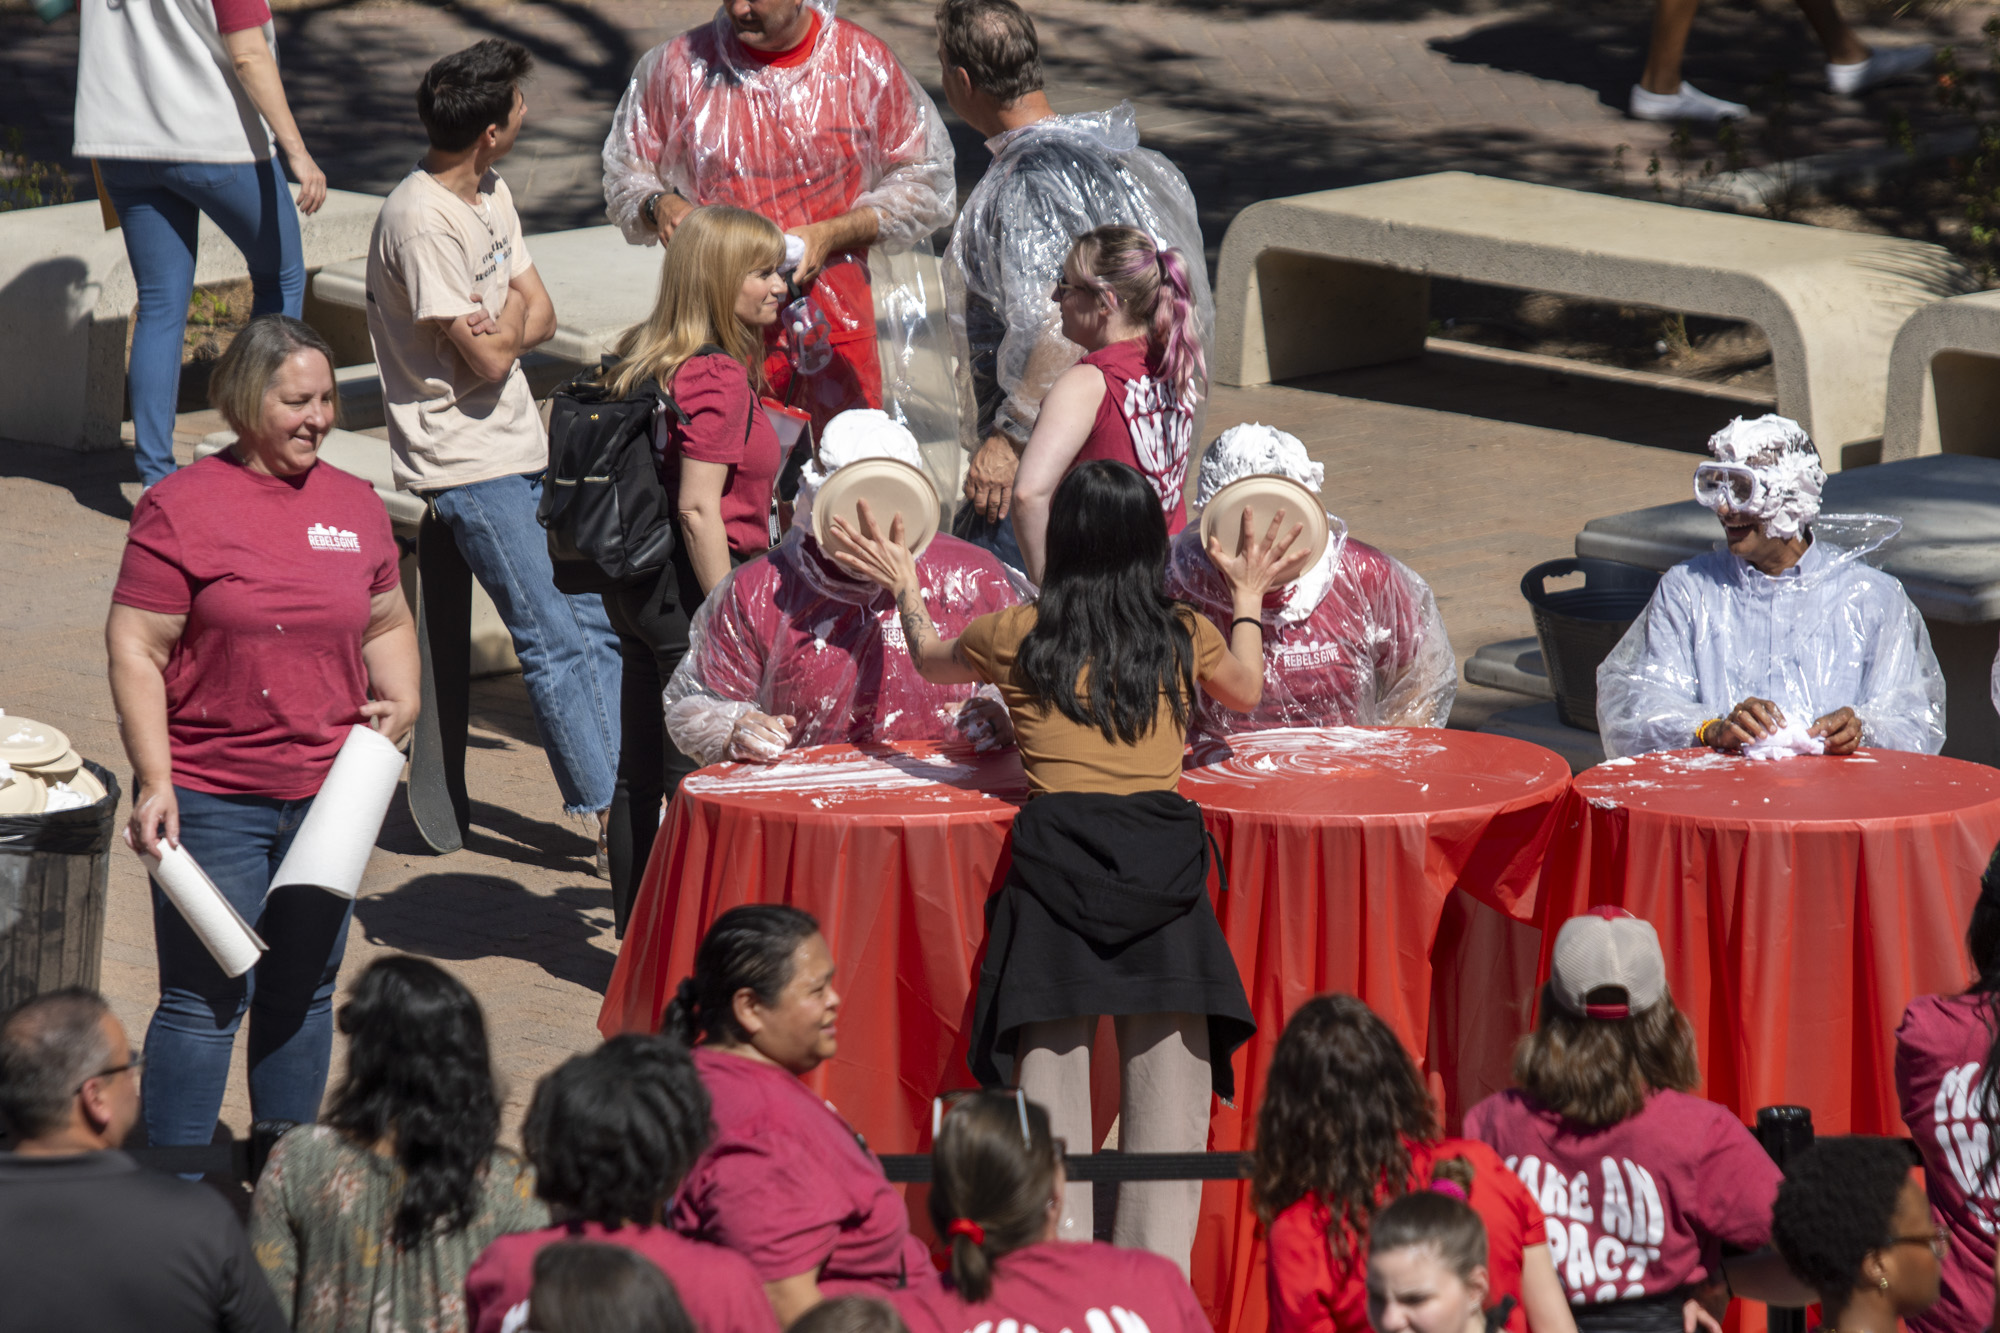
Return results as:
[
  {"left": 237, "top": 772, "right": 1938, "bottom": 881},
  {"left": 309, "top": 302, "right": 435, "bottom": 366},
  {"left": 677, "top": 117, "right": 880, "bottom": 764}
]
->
[{"left": 1064, "top": 225, "right": 1206, "bottom": 407}]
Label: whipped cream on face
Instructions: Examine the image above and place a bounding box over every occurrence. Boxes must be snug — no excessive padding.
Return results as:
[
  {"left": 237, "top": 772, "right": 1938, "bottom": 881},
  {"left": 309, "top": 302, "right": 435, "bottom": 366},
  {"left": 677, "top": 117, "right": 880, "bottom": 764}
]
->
[{"left": 1699, "top": 414, "right": 1825, "bottom": 541}]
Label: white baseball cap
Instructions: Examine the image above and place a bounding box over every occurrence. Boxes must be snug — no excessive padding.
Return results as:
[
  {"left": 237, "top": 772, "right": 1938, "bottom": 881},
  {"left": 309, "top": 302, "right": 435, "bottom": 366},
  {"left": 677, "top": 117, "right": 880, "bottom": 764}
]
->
[{"left": 1549, "top": 907, "right": 1668, "bottom": 1020}]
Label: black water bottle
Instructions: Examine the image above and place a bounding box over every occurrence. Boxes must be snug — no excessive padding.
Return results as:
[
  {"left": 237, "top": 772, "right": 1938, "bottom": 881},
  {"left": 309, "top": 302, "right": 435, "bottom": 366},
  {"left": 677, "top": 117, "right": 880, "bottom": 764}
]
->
[{"left": 1755, "top": 1106, "right": 1814, "bottom": 1333}]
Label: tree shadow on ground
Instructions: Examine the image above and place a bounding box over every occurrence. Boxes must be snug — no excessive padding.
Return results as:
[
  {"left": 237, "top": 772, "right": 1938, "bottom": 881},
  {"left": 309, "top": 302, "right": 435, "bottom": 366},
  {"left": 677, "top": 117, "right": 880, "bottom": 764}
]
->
[
  {"left": 0, "top": 437, "right": 136, "bottom": 523},
  {"left": 355, "top": 871, "right": 616, "bottom": 993}
]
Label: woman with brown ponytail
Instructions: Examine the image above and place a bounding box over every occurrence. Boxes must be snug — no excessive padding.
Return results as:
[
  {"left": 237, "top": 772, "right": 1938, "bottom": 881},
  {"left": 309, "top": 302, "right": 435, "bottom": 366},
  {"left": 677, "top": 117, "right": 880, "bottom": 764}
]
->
[
  {"left": 890, "top": 1090, "right": 1213, "bottom": 1333},
  {"left": 663, "top": 905, "right": 931, "bottom": 1327}
]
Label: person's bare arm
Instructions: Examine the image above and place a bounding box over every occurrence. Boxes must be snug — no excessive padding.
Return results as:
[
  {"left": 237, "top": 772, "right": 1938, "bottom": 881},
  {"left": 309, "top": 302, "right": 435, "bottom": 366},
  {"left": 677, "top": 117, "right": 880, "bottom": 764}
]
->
[
  {"left": 1520, "top": 1244, "right": 1580, "bottom": 1333},
  {"left": 677, "top": 457, "right": 735, "bottom": 595},
  {"left": 220, "top": 28, "right": 326, "bottom": 214},
  {"left": 962, "top": 433, "right": 1025, "bottom": 525},
  {"left": 1012, "top": 362, "right": 1107, "bottom": 583},
  {"left": 790, "top": 208, "right": 880, "bottom": 286},
  {"left": 826, "top": 500, "right": 980, "bottom": 685},
  {"left": 1719, "top": 1249, "right": 1816, "bottom": 1308},
  {"left": 508, "top": 264, "right": 558, "bottom": 349},
  {"left": 358, "top": 588, "right": 419, "bottom": 746},
  {"left": 1199, "top": 507, "right": 1312, "bottom": 713},
  {"left": 106, "top": 604, "right": 187, "bottom": 855},
  {"left": 763, "top": 1272, "right": 823, "bottom": 1329},
  {"left": 443, "top": 300, "right": 530, "bottom": 383}
]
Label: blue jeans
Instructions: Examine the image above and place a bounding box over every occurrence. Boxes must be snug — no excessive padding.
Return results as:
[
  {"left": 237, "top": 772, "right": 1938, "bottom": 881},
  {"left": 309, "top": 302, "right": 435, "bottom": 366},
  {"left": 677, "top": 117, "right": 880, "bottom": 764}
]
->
[
  {"left": 429, "top": 472, "right": 621, "bottom": 813},
  {"left": 143, "top": 786, "right": 352, "bottom": 1147},
  {"left": 953, "top": 502, "right": 1025, "bottom": 569},
  {"left": 97, "top": 158, "right": 306, "bottom": 487}
]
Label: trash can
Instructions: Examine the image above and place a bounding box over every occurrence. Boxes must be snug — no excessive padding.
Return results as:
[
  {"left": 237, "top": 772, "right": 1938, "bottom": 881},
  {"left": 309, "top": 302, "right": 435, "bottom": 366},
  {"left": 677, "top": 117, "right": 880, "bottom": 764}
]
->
[
  {"left": 0, "top": 760, "right": 122, "bottom": 1011},
  {"left": 1520, "top": 558, "right": 1661, "bottom": 731}
]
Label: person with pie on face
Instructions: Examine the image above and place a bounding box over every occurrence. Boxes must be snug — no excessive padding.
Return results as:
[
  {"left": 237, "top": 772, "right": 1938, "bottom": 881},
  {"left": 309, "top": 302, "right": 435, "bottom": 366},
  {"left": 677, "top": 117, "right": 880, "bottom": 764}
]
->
[{"left": 1595, "top": 414, "right": 1944, "bottom": 759}]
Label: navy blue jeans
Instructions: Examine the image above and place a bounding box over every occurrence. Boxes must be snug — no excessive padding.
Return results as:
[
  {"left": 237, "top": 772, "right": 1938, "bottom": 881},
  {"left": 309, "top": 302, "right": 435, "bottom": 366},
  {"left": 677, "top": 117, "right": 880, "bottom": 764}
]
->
[
  {"left": 97, "top": 158, "right": 305, "bottom": 487},
  {"left": 142, "top": 785, "right": 352, "bottom": 1147}
]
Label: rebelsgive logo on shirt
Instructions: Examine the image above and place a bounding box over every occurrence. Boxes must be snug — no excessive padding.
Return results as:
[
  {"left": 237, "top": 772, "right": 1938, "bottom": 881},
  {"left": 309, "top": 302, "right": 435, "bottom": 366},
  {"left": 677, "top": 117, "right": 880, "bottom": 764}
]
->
[{"left": 306, "top": 523, "right": 363, "bottom": 554}]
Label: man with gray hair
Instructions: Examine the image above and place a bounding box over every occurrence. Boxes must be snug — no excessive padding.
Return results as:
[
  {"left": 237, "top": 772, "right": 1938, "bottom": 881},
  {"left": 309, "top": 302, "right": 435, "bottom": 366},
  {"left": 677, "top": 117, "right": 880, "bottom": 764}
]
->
[
  {"left": 936, "top": 0, "right": 1211, "bottom": 566},
  {"left": 0, "top": 988, "right": 287, "bottom": 1331}
]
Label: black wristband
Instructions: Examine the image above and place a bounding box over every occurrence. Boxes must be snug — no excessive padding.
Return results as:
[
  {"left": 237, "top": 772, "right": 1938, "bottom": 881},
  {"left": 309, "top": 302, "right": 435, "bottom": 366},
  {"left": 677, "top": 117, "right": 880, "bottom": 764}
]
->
[
  {"left": 1231, "top": 617, "right": 1264, "bottom": 635},
  {"left": 641, "top": 191, "right": 665, "bottom": 229}
]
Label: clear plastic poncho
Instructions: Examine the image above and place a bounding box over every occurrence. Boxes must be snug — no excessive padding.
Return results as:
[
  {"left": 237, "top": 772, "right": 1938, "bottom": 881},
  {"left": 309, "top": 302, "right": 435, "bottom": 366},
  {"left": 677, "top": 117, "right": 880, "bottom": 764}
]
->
[
  {"left": 1595, "top": 516, "right": 1946, "bottom": 759},
  {"left": 1164, "top": 424, "right": 1456, "bottom": 740},
  {"left": 945, "top": 103, "right": 1212, "bottom": 449},
  {"left": 663, "top": 530, "right": 1026, "bottom": 764},
  {"left": 601, "top": 1, "right": 958, "bottom": 443}
]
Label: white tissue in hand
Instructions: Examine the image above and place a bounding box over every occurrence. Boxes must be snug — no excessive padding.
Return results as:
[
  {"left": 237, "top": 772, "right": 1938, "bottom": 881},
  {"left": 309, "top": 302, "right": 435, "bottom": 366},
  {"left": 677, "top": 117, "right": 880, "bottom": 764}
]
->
[
  {"left": 1743, "top": 719, "right": 1825, "bottom": 761},
  {"left": 783, "top": 234, "right": 807, "bottom": 270}
]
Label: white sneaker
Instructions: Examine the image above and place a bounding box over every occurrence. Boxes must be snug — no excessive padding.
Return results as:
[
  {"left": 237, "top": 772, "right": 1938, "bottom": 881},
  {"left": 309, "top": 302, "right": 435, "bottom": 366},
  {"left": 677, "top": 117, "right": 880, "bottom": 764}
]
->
[
  {"left": 1629, "top": 81, "right": 1749, "bottom": 122},
  {"left": 1827, "top": 44, "right": 1935, "bottom": 95}
]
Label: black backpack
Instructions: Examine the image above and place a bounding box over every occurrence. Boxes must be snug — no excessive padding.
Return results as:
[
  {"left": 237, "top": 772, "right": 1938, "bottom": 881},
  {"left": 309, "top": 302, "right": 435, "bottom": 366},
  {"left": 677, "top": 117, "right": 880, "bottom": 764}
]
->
[{"left": 537, "top": 346, "right": 729, "bottom": 595}]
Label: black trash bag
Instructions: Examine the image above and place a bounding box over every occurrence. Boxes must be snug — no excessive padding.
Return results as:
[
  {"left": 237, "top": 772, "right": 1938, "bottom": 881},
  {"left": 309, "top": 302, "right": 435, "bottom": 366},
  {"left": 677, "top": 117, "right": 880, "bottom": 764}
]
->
[{"left": 0, "top": 761, "right": 122, "bottom": 855}]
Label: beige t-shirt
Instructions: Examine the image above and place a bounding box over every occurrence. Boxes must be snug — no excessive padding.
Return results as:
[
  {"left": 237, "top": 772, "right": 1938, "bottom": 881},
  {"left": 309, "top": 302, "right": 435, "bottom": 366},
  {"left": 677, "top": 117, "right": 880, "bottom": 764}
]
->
[
  {"left": 365, "top": 168, "right": 546, "bottom": 491},
  {"left": 955, "top": 603, "right": 1229, "bottom": 795}
]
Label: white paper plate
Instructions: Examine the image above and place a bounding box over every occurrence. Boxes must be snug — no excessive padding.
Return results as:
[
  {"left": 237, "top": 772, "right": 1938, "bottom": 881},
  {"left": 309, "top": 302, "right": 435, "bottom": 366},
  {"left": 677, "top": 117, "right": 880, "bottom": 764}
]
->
[
  {"left": 1198, "top": 475, "right": 1330, "bottom": 572},
  {"left": 0, "top": 717, "right": 68, "bottom": 769},
  {"left": 814, "top": 458, "right": 941, "bottom": 559}
]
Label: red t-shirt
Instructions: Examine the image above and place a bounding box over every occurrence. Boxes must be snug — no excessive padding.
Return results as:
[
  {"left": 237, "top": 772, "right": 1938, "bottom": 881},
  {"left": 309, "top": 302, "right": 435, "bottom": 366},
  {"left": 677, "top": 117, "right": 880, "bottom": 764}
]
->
[
  {"left": 673, "top": 1047, "right": 932, "bottom": 1295},
  {"left": 1897, "top": 992, "right": 1998, "bottom": 1333},
  {"left": 466, "top": 1222, "right": 778, "bottom": 1333},
  {"left": 890, "top": 1241, "right": 1212, "bottom": 1333},
  {"left": 657, "top": 354, "right": 783, "bottom": 555},
  {"left": 111, "top": 452, "right": 401, "bottom": 800},
  {"left": 1463, "top": 1089, "right": 1781, "bottom": 1306},
  {"left": 210, "top": 0, "right": 271, "bottom": 34},
  {"left": 1074, "top": 337, "right": 1194, "bottom": 534},
  {"left": 1266, "top": 1137, "right": 1543, "bottom": 1333},
  {"left": 737, "top": 9, "right": 822, "bottom": 68}
]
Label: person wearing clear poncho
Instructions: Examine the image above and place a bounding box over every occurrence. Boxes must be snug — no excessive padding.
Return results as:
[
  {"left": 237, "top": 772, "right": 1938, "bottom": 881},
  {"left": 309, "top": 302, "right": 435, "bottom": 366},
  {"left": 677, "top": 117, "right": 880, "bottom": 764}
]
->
[
  {"left": 601, "top": 0, "right": 955, "bottom": 434},
  {"left": 934, "top": 0, "right": 1212, "bottom": 565},
  {"left": 1165, "top": 424, "right": 1456, "bottom": 742},
  {"left": 662, "top": 410, "right": 1025, "bottom": 765},
  {"left": 1596, "top": 414, "right": 1945, "bottom": 760}
]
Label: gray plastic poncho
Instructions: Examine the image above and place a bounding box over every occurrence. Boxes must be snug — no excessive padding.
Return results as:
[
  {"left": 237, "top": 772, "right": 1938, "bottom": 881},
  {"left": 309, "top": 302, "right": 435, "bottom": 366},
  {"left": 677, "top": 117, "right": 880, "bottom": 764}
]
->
[
  {"left": 1595, "top": 515, "right": 1946, "bottom": 759},
  {"left": 945, "top": 103, "right": 1211, "bottom": 449}
]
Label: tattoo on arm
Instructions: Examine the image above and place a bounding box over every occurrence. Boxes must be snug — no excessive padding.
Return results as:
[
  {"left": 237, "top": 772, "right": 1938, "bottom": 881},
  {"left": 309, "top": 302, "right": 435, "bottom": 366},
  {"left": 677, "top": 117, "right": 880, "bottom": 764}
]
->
[{"left": 896, "top": 589, "right": 936, "bottom": 663}]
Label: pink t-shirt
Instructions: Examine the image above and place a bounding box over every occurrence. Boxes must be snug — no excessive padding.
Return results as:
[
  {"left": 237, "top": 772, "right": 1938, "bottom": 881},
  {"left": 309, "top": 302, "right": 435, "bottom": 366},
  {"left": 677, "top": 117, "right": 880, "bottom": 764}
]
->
[
  {"left": 673, "top": 1048, "right": 931, "bottom": 1295},
  {"left": 1073, "top": 337, "right": 1193, "bottom": 534},
  {"left": 111, "top": 452, "right": 401, "bottom": 799},
  {"left": 658, "top": 353, "right": 783, "bottom": 555},
  {"left": 1462, "top": 1089, "right": 1781, "bottom": 1305},
  {"left": 210, "top": 0, "right": 271, "bottom": 33},
  {"left": 891, "top": 1242, "right": 1212, "bottom": 1333},
  {"left": 1897, "top": 992, "right": 1998, "bottom": 1333},
  {"left": 466, "top": 1222, "right": 777, "bottom": 1333}
]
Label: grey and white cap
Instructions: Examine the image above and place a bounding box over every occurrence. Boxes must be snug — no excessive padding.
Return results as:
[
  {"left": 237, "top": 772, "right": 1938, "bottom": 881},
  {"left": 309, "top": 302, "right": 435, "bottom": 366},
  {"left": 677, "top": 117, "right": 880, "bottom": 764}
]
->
[{"left": 1549, "top": 907, "right": 1668, "bottom": 1020}]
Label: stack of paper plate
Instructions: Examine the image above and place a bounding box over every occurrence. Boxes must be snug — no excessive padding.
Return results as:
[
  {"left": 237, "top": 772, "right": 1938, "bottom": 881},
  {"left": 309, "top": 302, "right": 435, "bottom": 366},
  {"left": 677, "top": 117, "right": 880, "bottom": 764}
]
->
[{"left": 0, "top": 717, "right": 106, "bottom": 814}]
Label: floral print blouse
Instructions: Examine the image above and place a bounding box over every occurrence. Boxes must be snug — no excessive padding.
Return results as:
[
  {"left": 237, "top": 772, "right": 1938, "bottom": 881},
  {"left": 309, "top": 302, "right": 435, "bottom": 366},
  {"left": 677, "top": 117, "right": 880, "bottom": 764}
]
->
[{"left": 249, "top": 1124, "right": 548, "bottom": 1333}]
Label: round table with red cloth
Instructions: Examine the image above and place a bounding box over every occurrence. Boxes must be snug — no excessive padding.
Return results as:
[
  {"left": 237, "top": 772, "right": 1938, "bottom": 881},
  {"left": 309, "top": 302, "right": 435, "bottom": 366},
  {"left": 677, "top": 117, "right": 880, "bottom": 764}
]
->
[
  {"left": 1537, "top": 747, "right": 2000, "bottom": 1138},
  {"left": 599, "top": 730, "right": 1572, "bottom": 1332}
]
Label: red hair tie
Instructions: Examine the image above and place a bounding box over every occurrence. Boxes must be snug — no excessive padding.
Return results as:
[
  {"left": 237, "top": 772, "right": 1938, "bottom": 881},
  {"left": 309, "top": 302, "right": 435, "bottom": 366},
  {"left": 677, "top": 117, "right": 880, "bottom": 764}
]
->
[{"left": 946, "top": 1219, "right": 987, "bottom": 1246}]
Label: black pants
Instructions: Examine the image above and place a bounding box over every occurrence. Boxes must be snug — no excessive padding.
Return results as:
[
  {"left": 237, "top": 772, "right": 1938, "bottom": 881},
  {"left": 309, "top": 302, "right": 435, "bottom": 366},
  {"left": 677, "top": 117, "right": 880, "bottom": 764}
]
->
[{"left": 601, "top": 554, "right": 706, "bottom": 937}]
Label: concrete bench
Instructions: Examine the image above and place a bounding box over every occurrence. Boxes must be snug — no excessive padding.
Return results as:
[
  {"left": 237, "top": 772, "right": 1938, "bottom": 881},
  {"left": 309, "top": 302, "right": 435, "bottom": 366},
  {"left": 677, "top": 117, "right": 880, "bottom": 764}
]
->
[
  {"left": 1211, "top": 172, "right": 1975, "bottom": 467},
  {"left": 1883, "top": 290, "right": 2000, "bottom": 461},
  {"left": 313, "top": 225, "right": 968, "bottom": 499},
  {"left": 0, "top": 188, "right": 382, "bottom": 452},
  {"left": 1573, "top": 453, "right": 2000, "bottom": 765}
]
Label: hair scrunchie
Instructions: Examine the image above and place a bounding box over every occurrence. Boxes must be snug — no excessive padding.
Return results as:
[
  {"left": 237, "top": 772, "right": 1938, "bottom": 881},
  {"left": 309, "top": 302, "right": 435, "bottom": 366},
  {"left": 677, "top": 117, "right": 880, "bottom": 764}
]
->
[
  {"left": 1429, "top": 1179, "right": 1469, "bottom": 1202},
  {"left": 946, "top": 1218, "right": 987, "bottom": 1245}
]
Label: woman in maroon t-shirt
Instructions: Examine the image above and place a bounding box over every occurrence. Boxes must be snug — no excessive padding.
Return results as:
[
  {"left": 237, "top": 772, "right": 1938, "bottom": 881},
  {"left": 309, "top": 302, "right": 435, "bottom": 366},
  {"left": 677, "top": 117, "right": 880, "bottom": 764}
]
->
[
  {"left": 891, "top": 1089, "right": 1212, "bottom": 1333},
  {"left": 598, "top": 204, "right": 788, "bottom": 934},
  {"left": 665, "top": 905, "right": 931, "bottom": 1327},
  {"left": 106, "top": 315, "right": 418, "bottom": 1150},
  {"left": 1010, "top": 224, "right": 1204, "bottom": 581}
]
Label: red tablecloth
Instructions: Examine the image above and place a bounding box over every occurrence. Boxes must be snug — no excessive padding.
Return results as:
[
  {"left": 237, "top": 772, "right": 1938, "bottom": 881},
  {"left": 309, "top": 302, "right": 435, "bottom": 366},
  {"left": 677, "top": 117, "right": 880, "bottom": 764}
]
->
[
  {"left": 1539, "top": 747, "right": 2000, "bottom": 1136},
  {"left": 599, "top": 730, "right": 1572, "bottom": 1332}
]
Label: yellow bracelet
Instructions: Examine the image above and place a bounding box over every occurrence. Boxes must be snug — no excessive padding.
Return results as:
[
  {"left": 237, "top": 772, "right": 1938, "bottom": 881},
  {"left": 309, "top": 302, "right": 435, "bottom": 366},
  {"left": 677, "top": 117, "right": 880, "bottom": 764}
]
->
[{"left": 1695, "top": 718, "right": 1723, "bottom": 747}]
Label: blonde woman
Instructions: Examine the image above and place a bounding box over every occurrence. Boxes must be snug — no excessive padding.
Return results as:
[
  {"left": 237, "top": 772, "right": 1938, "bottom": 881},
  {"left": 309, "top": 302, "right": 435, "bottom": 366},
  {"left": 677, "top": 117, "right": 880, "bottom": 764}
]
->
[{"left": 601, "top": 204, "right": 789, "bottom": 927}]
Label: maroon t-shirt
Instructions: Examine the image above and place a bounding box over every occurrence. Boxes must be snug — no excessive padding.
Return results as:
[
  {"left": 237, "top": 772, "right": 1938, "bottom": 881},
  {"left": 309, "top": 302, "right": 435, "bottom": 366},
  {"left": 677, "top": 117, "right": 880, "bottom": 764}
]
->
[
  {"left": 656, "top": 353, "right": 783, "bottom": 555},
  {"left": 210, "top": 0, "right": 271, "bottom": 33},
  {"left": 1073, "top": 337, "right": 1193, "bottom": 534},
  {"left": 111, "top": 452, "right": 401, "bottom": 799},
  {"left": 1897, "top": 992, "right": 1997, "bottom": 1333},
  {"left": 891, "top": 1241, "right": 1212, "bottom": 1333},
  {"left": 466, "top": 1222, "right": 777, "bottom": 1333},
  {"left": 672, "top": 1048, "right": 932, "bottom": 1295},
  {"left": 1463, "top": 1088, "right": 1781, "bottom": 1305}
]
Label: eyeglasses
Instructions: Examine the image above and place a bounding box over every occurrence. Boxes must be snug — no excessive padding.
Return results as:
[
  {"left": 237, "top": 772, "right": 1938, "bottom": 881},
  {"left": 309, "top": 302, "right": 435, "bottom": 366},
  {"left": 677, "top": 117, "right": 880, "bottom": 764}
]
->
[
  {"left": 1693, "top": 462, "right": 1763, "bottom": 512},
  {"left": 74, "top": 1050, "right": 144, "bottom": 1094},
  {"left": 933, "top": 1087, "right": 1034, "bottom": 1150},
  {"left": 1050, "top": 273, "right": 1090, "bottom": 301},
  {"left": 1885, "top": 1226, "right": 1950, "bottom": 1259}
]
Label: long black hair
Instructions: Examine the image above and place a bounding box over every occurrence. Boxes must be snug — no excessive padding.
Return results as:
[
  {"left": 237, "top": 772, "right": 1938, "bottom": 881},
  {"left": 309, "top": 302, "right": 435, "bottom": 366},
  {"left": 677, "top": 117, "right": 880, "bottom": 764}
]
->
[
  {"left": 662, "top": 904, "right": 821, "bottom": 1046},
  {"left": 1018, "top": 460, "right": 1196, "bottom": 744},
  {"left": 1769, "top": 1138, "right": 1916, "bottom": 1315},
  {"left": 523, "top": 1033, "right": 713, "bottom": 1227},
  {"left": 323, "top": 955, "right": 502, "bottom": 1248}
]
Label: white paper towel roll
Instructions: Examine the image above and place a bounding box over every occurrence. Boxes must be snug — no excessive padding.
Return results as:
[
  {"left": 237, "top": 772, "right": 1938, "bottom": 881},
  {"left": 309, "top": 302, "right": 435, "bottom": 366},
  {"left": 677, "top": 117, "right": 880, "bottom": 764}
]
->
[
  {"left": 270, "top": 724, "right": 406, "bottom": 899},
  {"left": 143, "top": 843, "right": 266, "bottom": 978}
]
